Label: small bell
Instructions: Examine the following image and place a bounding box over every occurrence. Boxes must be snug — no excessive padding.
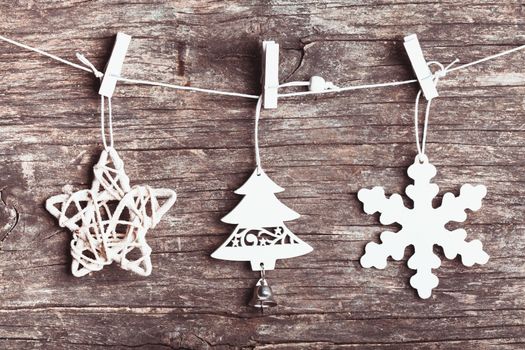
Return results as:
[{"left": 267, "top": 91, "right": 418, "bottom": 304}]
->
[{"left": 248, "top": 268, "right": 277, "bottom": 310}]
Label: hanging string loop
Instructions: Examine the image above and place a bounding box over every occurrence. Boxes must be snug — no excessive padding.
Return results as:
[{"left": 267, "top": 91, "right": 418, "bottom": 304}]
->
[
  {"left": 100, "top": 96, "right": 114, "bottom": 150},
  {"left": 414, "top": 59, "right": 459, "bottom": 162},
  {"left": 254, "top": 95, "right": 263, "bottom": 175},
  {"left": 75, "top": 52, "right": 115, "bottom": 150},
  {"left": 260, "top": 263, "right": 266, "bottom": 279}
]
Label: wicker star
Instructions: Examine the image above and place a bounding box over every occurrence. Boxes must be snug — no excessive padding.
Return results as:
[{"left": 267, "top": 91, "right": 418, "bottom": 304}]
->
[{"left": 46, "top": 147, "right": 177, "bottom": 277}]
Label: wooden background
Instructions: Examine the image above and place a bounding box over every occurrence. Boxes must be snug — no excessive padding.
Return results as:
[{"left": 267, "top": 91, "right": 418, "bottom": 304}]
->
[{"left": 0, "top": 1, "right": 524, "bottom": 349}]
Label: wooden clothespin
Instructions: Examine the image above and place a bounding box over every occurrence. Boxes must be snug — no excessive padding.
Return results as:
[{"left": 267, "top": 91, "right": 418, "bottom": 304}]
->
[
  {"left": 98, "top": 32, "right": 132, "bottom": 98},
  {"left": 404, "top": 34, "right": 438, "bottom": 100},
  {"left": 261, "top": 41, "right": 337, "bottom": 106},
  {"left": 262, "top": 41, "right": 279, "bottom": 109}
]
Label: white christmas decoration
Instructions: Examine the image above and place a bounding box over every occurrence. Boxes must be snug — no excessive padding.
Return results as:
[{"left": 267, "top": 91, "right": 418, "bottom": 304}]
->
[
  {"left": 46, "top": 147, "right": 177, "bottom": 277},
  {"left": 358, "top": 155, "right": 489, "bottom": 298},
  {"left": 211, "top": 168, "right": 313, "bottom": 271}
]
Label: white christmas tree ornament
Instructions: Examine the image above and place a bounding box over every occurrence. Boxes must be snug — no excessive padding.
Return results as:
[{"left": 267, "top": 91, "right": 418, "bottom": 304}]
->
[
  {"left": 358, "top": 155, "right": 489, "bottom": 298},
  {"left": 212, "top": 75, "right": 314, "bottom": 309},
  {"left": 212, "top": 168, "right": 313, "bottom": 271}
]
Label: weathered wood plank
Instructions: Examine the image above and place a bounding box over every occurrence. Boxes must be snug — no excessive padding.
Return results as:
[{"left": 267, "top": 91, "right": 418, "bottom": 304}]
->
[{"left": 0, "top": 0, "right": 524, "bottom": 349}]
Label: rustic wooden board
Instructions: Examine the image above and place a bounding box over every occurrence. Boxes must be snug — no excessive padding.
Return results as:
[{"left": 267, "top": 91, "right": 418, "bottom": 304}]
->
[{"left": 0, "top": 1, "right": 524, "bottom": 349}]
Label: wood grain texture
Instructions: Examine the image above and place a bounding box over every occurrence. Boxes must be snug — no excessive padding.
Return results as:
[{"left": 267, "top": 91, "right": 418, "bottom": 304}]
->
[{"left": 0, "top": 1, "right": 524, "bottom": 349}]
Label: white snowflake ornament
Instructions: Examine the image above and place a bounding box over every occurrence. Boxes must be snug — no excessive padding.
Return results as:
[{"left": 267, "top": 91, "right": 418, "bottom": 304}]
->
[
  {"left": 358, "top": 155, "right": 489, "bottom": 298},
  {"left": 46, "top": 147, "right": 177, "bottom": 277}
]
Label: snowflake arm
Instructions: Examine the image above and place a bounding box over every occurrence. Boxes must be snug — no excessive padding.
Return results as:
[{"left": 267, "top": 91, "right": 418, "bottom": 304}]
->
[
  {"left": 409, "top": 227, "right": 489, "bottom": 299},
  {"left": 407, "top": 246, "right": 442, "bottom": 299},
  {"left": 361, "top": 230, "right": 411, "bottom": 269},
  {"left": 436, "top": 228, "right": 489, "bottom": 266},
  {"left": 357, "top": 187, "right": 411, "bottom": 225},
  {"left": 436, "top": 184, "right": 487, "bottom": 223}
]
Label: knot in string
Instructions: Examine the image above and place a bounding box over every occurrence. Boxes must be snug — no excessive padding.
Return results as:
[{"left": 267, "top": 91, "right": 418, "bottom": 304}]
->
[
  {"left": 429, "top": 59, "right": 459, "bottom": 82},
  {"left": 414, "top": 59, "right": 459, "bottom": 162},
  {"left": 76, "top": 53, "right": 104, "bottom": 79}
]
